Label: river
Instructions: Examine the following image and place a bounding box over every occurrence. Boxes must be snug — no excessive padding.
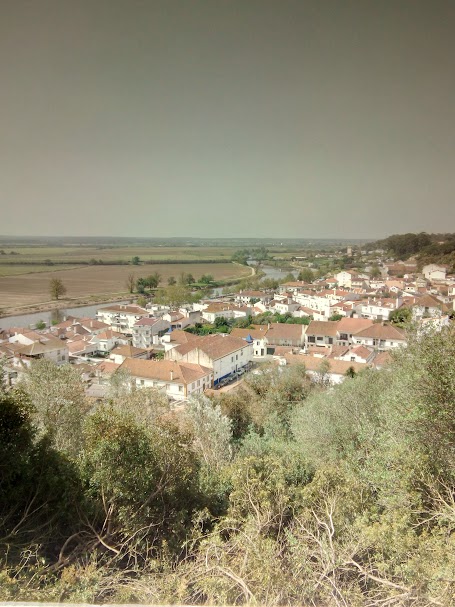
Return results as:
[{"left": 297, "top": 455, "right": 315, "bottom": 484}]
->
[{"left": 0, "top": 301, "right": 131, "bottom": 331}]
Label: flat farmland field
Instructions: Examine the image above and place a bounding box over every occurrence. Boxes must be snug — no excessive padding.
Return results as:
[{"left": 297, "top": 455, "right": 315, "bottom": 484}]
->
[
  {"left": 0, "top": 264, "right": 80, "bottom": 277},
  {"left": 0, "top": 263, "right": 250, "bottom": 309},
  {"left": 0, "top": 246, "right": 237, "bottom": 264}
]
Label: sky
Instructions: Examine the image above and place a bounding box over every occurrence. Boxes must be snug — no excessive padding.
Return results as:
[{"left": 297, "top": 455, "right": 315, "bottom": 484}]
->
[{"left": 0, "top": 0, "right": 454, "bottom": 239}]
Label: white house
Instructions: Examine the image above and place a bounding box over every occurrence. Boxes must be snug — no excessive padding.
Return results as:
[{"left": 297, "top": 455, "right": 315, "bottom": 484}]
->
[
  {"left": 356, "top": 298, "right": 402, "bottom": 321},
  {"left": 132, "top": 317, "right": 171, "bottom": 348},
  {"left": 201, "top": 303, "right": 251, "bottom": 323},
  {"left": 411, "top": 294, "right": 445, "bottom": 320},
  {"left": 97, "top": 304, "right": 150, "bottom": 333},
  {"left": 166, "top": 333, "right": 252, "bottom": 386},
  {"left": 353, "top": 324, "right": 407, "bottom": 351},
  {"left": 90, "top": 329, "right": 129, "bottom": 354},
  {"left": 335, "top": 345, "right": 375, "bottom": 364},
  {"left": 118, "top": 358, "right": 213, "bottom": 400},
  {"left": 109, "top": 345, "right": 149, "bottom": 365},
  {"left": 422, "top": 264, "right": 447, "bottom": 281},
  {"left": 283, "top": 353, "right": 367, "bottom": 384},
  {"left": 335, "top": 271, "right": 357, "bottom": 288},
  {"left": 13, "top": 334, "right": 69, "bottom": 368}
]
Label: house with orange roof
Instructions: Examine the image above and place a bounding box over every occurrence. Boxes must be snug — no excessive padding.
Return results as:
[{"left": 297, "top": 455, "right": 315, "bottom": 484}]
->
[
  {"left": 353, "top": 323, "right": 407, "bottom": 351},
  {"left": 165, "top": 333, "right": 252, "bottom": 386},
  {"left": 12, "top": 334, "right": 69, "bottom": 368},
  {"left": 89, "top": 329, "right": 130, "bottom": 354},
  {"left": 109, "top": 344, "right": 149, "bottom": 365},
  {"left": 118, "top": 358, "right": 213, "bottom": 400},
  {"left": 282, "top": 353, "right": 367, "bottom": 384}
]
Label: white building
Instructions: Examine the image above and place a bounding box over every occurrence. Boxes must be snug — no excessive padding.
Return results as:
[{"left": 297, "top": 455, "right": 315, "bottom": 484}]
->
[
  {"left": 353, "top": 324, "right": 406, "bottom": 351},
  {"left": 166, "top": 333, "right": 252, "bottom": 386},
  {"left": 89, "top": 329, "right": 129, "bottom": 353},
  {"left": 97, "top": 304, "right": 150, "bottom": 333},
  {"left": 118, "top": 358, "right": 213, "bottom": 400},
  {"left": 132, "top": 317, "right": 171, "bottom": 348},
  {"left": 422, "top": 264, "right": 447, "bottom": 281},
  {"left": 12, "top": 334, "right": 69, "bottom": 367},
  {"left": 356, "top": 298, "right": 402, "bottom": 321}
]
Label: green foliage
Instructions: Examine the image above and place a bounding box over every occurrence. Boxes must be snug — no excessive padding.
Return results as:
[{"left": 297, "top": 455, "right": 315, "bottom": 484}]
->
[
  {"left": 389, "top": 305, "right": 412, "bottom": 327},
  {"left": 35, "top": 320, "right": 46, "bottom": 330},
  {"left": 81, "top": 407, "right": 201, "bottom": 557},
  {"left": 3, "top": 325, "right": 455, "bottom": 606},
  {"left": 329, "top": 312, "right": 343, "bottom": 321},
  {"left": 49, "top": 278, "right": 66, "bottom": 300},
  {"left": 0, "top": 390, "right": 83, "bottom": 564},
  {"left": 297, "top": 267, "right": 314, "bottom": 282},
  {"left": 19, "top": 359, "right": 90, "bottom": 458},
  {"left": 131, "top": 255, "right": 140, "bottom": 265},
  {"left": 136, "top": 295, "right": 147, "bottom": 308},
  {"left": 370, "top": 232, "right": 431, "bottom": 258}
]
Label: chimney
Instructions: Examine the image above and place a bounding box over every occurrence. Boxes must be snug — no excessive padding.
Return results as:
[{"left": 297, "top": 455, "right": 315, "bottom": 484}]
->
[{"left": 170, "top": 369, "right": 174, "bottom": 381}]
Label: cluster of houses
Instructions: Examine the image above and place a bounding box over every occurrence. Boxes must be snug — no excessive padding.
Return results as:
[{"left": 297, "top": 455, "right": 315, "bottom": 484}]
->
[{"left": 1, "top": 262, "right": 453, "bottom": 399}]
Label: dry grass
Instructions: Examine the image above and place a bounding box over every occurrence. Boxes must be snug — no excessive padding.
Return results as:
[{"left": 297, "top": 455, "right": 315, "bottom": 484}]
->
[
  {"left": 0, "top": 263, "right": 250, "bottom": 308},
  {"left": 0, "top": 264, "right": 80, "bottom": 277},
  {"left": 0, "top": 246, "right": 237, "bottom": 263}
]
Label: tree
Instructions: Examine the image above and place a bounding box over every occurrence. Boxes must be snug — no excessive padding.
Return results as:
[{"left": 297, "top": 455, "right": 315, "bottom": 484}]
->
[
  {"left": 19, "top": 359, "right": 90, "bottom": 458},
  {"left": 49, "top": 278, "right": 67, "bottom": 300},
  {"left": 200, "top": 274, "right": 214, "bottom": 284},
  {"left": 389, "top": 306, "right": 412, "bottom": 327},
  {"left": 370, "top": 263, "right": 382, "bottom": 279},
  {"left": 125, "top": 272, "right": 136, "bottom": 294},
  {"left": 186, "top": 396, "right": 233, "bottom": 469},
  {"left": 35, "top": 320, "right": 46, "bottom": 330},
  {"left": 283, "top": 273, "right": 296, "bottom": 283},
  {"left": 131, "top": 256, "right": 140, "bottom": 265},
  {"left": 329, "top": 313, "right": 343, "bottom": 321},
  {"left": 136, "top": 277, "right": 147, "bottom": 293},
  {"left": 298, "top": 268, "right": 315, "bottom": 283},
  {"left": 146, "top": 271, "right": 161, "bottom": 289},
  {"left": 168, "top": 276, "right": 176, "bottom": 286},
  {"left": 136, "top": 295, "right": 147, "bottom": 308},
  {"left": 155, "top": 284, "right": 192, "bottom": 308}
]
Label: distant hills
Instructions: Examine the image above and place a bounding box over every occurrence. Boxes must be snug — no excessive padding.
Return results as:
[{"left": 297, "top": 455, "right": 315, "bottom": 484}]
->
[{"left": 367, "top": 232, "right": 455, "bottom": 270}]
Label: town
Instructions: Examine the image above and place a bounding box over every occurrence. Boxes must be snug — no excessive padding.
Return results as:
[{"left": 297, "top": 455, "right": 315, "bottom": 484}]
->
[{"left": 2, "top": 242, "right": 453, "bottom": 400}]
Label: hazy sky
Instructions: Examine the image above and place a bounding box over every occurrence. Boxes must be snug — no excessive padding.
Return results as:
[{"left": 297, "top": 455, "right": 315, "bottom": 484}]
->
[{"left": 1, "top": 0, "right": 454, "bottom": 239}]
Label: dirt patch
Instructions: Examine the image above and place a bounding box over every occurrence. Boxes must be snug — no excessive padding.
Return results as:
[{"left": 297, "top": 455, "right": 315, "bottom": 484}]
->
[{"left": 0, "top": 263, "right": 249, "bottom": 313}]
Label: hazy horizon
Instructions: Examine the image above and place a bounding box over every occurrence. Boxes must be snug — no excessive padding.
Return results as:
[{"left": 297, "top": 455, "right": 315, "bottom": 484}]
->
[{"left": 1, "top": 1, "right": 454, "bottom": 238}]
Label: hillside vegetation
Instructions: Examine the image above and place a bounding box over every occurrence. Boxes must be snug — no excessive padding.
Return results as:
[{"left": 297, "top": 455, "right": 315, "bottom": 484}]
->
[
  {"left": 368, "top": 232, "right": 455, "bottom": 269},
  {"left": 1, "top": 327, "right": 454, "bottom": 606}
]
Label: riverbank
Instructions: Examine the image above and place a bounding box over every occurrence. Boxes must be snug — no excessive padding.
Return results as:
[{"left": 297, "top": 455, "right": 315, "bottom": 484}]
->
[{"left": 0, "top": 293, "right": 132, "bottom": 323}]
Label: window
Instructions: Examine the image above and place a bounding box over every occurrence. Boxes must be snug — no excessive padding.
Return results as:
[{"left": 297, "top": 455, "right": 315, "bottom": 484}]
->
[
  {"left": 231, "top": 356, "right": 234, "bottom": 362},
  {"left": 165, "top": 383, "right": 170, "bottom": 390},
  {"left": 351, "top": 357, "right": 355, "bottom": 362},
  {"left": 140, "top": 379, "right": 145, "bottom": 386},
  {"left": 179, "top": 385, "right": 183, "bottom": 392},
  {"left": 317, "top": 336, "right": 323, "bottom": 341},
  {"left": 236, "top": 354, "right": 238, "bottom": 360}
]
